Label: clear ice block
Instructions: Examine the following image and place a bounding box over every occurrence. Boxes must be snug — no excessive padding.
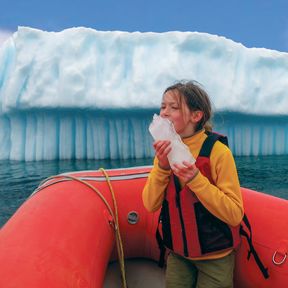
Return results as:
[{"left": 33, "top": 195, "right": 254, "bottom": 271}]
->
[{"left": 149, "top": 114, "right": 196, "bottom": 166}]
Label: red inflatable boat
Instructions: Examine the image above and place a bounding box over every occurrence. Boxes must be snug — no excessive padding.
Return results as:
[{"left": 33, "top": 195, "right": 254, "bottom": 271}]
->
[{"left": 0, "top": 166, "right": 287, "bottom": 287}]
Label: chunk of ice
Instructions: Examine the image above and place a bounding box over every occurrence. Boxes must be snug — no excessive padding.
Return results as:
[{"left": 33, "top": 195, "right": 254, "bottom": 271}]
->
[{"left": 149, "top": 114, "right": 195, "bottom": 165}]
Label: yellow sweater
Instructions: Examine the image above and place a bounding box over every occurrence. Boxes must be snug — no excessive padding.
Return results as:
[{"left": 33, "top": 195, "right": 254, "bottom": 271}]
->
[{"left": 142, "top": 129, "right": 244, "bottom": 260}]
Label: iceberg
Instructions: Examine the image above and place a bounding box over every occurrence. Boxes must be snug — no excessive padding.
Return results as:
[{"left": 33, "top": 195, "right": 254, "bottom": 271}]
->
[{"left": 0, "top": 26, "right": 287, "bottom": 161}]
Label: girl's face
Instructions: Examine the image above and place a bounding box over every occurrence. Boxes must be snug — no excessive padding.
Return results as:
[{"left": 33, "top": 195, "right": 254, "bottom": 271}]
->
[{"left": 160, "top": 90, "right": 199, "bottom": 138}]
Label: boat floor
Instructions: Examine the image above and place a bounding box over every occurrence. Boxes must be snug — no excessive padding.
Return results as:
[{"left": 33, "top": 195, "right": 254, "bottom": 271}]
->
[{"left": 104, "top": 258, "right": 165, "bottom": 287}]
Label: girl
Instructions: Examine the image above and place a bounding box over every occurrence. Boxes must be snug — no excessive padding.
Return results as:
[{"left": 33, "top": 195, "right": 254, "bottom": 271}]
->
[{"left": 142, "top": 81, "right": 244, "bottom": 288}]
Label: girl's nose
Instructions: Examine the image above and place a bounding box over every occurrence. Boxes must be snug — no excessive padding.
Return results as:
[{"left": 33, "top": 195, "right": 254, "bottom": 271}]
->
[{"left": 160, "top": 107, "right": 169, "bottom": 117}]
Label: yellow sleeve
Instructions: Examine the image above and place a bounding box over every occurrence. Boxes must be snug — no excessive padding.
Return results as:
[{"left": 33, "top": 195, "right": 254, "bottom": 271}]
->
[
  {"left": 187, "top": 141, "right": 244, "bottom": 227},
  {"left": 142, "top": 158, "right": 171, "bottom": 212}
]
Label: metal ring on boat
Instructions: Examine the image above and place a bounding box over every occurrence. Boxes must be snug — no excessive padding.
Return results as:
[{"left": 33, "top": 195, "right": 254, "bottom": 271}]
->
[
  {"left": 127, "top": 211, "right": 139, "bottom": 224},
  {"left": 272, "top": 251, "right": 287, "bottom": 265}
]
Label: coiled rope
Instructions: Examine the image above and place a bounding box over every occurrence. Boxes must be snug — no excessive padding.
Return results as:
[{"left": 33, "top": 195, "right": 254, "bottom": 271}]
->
[{"left": 35, "top": 168, "right": 127, "bottom": 288}]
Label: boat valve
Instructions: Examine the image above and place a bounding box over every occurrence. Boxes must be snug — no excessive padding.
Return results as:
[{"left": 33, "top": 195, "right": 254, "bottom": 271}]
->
[{"left": 127, "top": 211, "right": 139, "bottom": 225}]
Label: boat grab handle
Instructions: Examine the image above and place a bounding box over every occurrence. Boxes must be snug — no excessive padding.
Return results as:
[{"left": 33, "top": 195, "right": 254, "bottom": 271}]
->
[{"left": 272, "top": 251, "right": 287, "bottom": 265}]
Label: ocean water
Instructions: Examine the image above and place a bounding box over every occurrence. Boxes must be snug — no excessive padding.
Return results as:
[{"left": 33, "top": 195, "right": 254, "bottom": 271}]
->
[{"left": 0, "top": 156, "right": 287, "bottom": 227}]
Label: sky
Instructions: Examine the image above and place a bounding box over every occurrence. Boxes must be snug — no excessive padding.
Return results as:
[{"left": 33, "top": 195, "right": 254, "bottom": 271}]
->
[{"left": 0, "top": 0, "right": 288, "bottom": 52}]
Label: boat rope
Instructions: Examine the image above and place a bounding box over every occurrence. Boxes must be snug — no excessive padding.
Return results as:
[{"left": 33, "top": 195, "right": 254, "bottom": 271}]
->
[
  {"left": 99, "top": 168, "right": 127, "bottom": 288},
  {"left": 35, "top": 169, "right": 128, "bottom": 288}
]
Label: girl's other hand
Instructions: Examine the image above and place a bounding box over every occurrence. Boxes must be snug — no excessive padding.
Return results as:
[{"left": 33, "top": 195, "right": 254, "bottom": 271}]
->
[
  {"left": 153, "top": 140, "right": 171, "bottom": 170},
  {"left": 172, "top": 161, "right": 199, "bottom": 183}
]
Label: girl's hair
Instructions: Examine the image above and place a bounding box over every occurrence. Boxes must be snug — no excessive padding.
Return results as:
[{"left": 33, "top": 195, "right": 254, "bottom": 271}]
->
[{"left": 164, "top": 80, "right": 213, "bottom": 131}]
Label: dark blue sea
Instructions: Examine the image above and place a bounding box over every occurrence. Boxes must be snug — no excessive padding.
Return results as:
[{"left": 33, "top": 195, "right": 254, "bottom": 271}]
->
[{"left": 0, "top": 156, "right": 287, "bottom": 227}]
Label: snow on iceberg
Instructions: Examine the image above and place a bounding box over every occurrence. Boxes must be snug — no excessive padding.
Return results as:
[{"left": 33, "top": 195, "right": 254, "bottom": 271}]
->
[{"left": 0, "top": 26, "right": 288, "bottom": 115}]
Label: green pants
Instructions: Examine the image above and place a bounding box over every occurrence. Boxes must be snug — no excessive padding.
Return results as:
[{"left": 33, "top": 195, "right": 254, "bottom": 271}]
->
[{"left": 165, "top": 251, "right": 235, "bottom": 288}]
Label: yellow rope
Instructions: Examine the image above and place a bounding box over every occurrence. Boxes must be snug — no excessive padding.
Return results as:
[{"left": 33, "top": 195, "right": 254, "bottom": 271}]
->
[
  {"left": 99, "top": 168, "right": 127, "bottom": 288},
  {"left": 36, "top": 170, "right": 127, "bottom": 288}
]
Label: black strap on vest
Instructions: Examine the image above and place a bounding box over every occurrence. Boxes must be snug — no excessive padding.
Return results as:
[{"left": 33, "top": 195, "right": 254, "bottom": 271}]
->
[
  {"left": 174, "top": 174, "right": 189, "bottom": 257},
  {"left": 156, "top": 228, "right": 166, "bottom": 268},
  {"left": 199, "top": 131, "right": 228, "bottom": 157},
  {"left": 240, "top": 214, "right": 269, "bottom": 279}
]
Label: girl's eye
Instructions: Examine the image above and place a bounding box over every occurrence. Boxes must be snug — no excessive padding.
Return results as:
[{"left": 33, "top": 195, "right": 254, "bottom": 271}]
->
[{"left": 171, "top": 106, "right": 179, "bottom": 110}]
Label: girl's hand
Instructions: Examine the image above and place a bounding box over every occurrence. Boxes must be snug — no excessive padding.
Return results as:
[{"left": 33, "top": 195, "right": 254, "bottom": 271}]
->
[
  {"left": 153, "top": 140, "right": 172, "bottom": 170},
  {"left": 172, "top": 161, "right": 199, "bottom": 183}
]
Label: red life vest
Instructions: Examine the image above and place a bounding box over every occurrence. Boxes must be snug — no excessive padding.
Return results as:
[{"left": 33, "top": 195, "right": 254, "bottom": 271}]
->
[{"left": 158, "top": 131, "right": 241, "bottom": 258}]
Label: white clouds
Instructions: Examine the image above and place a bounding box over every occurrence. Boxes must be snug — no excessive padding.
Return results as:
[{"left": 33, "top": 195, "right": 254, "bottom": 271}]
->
[{"left": 0, "top": 29, "right": 13, "bottom": 47}]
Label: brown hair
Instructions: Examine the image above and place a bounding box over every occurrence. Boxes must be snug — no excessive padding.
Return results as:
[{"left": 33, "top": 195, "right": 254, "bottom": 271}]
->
[{"left": 164, "top": 80, "right": 213, "bottom": 131}]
